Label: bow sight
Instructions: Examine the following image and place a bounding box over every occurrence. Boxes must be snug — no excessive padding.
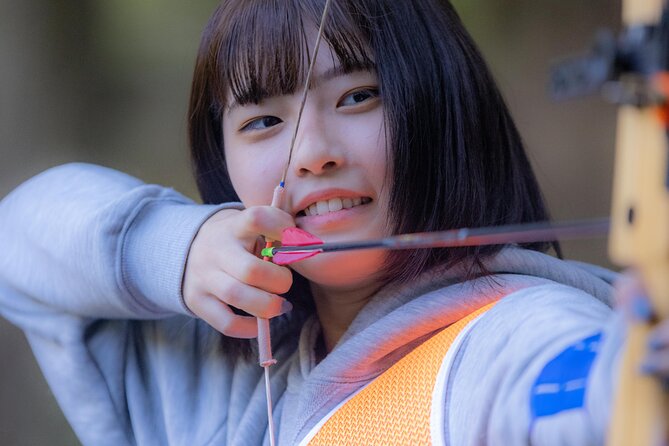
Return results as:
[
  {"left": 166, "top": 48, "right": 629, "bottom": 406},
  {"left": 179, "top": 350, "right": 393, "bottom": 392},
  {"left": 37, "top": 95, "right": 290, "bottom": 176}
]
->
[{"left": 551, "top": 5, "right": 669, "bottom": 107}]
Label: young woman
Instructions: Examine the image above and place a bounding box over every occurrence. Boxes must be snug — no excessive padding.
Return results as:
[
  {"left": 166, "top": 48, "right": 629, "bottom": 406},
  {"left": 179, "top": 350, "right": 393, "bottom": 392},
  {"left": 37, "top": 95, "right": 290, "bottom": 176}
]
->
[{"left": 0, "top": 1, "right": 666, "bottom": 444}]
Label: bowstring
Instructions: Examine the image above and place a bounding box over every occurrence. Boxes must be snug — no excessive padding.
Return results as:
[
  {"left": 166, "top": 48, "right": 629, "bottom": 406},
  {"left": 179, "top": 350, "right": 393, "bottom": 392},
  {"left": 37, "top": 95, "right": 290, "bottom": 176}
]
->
[
  {"left": 263, "top": 2, "right": 334, "bottom": 445},
  {"left": 280, "top": 0, "right": 334, "bottom": 185}
]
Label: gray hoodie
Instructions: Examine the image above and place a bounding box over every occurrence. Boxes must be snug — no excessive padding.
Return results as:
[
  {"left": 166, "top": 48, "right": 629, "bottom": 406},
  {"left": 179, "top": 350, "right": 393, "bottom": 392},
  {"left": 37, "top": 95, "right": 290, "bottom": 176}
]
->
[{"left": 0, "top": 163, "right": 622, "bottom": 445}]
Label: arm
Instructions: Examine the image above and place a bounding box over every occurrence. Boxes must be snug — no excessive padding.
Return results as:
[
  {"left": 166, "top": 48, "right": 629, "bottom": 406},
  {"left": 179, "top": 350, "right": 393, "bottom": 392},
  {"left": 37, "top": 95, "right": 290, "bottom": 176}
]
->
[
  {"left": 445, "top": 284, "right": 621, "bottom": 445},
  {"left": 0, "top": 163, "right": 246, "bottom": 444},
  {"left": 0, "top": 163, "right": 297, "bottom": 445},
  {"left": 0, "top": 162, "right": 238, "bottom": 325}
]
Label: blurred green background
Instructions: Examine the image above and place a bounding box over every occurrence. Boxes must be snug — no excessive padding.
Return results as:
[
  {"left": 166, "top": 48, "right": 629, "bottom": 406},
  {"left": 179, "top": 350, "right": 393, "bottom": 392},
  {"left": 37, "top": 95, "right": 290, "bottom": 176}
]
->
[{"left": 0, "top": 1, "right": 620, "bottom": 444}]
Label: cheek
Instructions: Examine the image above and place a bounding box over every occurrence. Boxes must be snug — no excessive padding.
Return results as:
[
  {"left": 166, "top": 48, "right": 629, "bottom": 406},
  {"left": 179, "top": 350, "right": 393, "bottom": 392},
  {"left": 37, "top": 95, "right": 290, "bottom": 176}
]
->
[
  {"left": 291, "top": 249, "right": 387, "bottom": 289},
  {"left": 223, "top": 138, "right": 283, "bottom": 207},
  {"left": 358, "top": 118, "right": 390, "bottom": 223},
  {"left": 346, "top": 112, "right": 388, "bottom": 190},
  {"left": 230, "top": 156, "right": 283, "bottom": 206}
]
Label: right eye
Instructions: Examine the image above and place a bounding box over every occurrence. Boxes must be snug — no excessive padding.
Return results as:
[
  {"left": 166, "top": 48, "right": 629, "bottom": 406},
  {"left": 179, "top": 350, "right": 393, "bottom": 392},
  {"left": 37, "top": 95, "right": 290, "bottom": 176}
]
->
[{"left": 240, "top": 116, "right": 283, "bottom": 132}]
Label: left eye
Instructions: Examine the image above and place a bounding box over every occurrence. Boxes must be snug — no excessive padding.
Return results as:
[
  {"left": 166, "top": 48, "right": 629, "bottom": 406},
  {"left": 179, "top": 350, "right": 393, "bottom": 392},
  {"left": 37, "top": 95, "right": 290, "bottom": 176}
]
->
[
  {"left": 337, "top": 88, "right": 380, "bottom": 107},
  {"left": 240, "top": 116, "right": 283, "bottom": 132}
]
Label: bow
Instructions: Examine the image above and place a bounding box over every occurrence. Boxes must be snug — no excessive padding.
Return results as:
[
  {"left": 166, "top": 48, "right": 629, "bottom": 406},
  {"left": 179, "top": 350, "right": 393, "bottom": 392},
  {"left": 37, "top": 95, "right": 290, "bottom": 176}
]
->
[
  {"left": 607, "top": 0, "right": 669, "bottom": 443},
  {"left": 555, "top": 0, "right": 669, "bottom": 442}
]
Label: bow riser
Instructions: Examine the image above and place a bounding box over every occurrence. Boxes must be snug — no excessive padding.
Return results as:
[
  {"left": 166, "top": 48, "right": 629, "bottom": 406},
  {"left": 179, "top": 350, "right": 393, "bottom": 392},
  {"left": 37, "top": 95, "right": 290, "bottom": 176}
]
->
[
  {"left": 608, "top": 0, "right": 669, "bottom": 444},
  {"left": 609, "top": 104, "right": 669, "bottom": 446}
]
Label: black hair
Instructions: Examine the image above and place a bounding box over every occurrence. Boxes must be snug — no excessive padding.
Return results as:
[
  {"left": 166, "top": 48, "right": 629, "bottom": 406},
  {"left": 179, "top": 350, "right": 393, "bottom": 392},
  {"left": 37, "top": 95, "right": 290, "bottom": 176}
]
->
[{"left": 188, "top": 0, "right": 558, "bottom": 356}]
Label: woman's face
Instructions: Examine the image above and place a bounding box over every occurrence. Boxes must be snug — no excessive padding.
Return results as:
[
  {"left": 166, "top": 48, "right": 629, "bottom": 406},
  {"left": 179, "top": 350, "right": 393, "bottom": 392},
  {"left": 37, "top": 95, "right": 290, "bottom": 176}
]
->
[{"left": 222, "top": 41, "right": 390, "bottom": 292}]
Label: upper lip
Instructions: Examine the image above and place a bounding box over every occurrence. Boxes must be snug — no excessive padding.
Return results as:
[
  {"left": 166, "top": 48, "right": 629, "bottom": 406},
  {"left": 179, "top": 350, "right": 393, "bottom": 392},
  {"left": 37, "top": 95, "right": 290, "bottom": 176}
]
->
[{"left": 293, "top": 188, "right": 372, "bottom": 216}]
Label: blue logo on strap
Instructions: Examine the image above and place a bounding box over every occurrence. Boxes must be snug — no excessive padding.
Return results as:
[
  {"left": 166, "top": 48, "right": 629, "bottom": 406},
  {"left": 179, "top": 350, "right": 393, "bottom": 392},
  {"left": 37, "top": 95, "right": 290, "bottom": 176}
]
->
[{"left": 530, "top": 332, "right": 602, "bottom": 419}]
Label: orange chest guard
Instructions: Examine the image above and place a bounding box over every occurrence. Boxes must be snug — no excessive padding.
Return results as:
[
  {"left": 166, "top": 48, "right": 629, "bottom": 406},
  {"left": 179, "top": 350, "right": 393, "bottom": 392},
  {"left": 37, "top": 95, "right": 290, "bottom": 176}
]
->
[{"left": 302, "top": 302, "right": 498, "bottom": 446}]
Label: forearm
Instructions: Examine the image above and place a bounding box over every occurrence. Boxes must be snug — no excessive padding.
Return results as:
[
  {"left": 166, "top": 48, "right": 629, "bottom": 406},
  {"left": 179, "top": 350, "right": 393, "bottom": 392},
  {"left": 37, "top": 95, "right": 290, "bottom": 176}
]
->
[{"left": 0, "top": 163, "right": 241, "bottom": 324}]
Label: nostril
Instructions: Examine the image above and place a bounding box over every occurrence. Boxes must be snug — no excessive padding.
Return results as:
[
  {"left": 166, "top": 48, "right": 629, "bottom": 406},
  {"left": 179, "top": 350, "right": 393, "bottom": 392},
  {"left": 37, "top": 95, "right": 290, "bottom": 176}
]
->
[{"left": 296, "top": 159, "right": 340, "bottom": 176}]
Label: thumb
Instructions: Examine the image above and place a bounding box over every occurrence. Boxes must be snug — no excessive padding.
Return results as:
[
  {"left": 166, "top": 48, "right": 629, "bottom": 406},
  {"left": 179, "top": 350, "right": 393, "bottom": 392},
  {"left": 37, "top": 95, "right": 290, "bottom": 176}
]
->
[{"left": 615, "top": 271, "right": 654, "bottom": 323}]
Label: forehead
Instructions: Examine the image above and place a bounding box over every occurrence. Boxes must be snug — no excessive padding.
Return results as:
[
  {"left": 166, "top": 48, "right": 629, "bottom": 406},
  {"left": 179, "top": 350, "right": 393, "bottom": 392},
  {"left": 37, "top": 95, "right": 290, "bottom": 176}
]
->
[{"left": 209, "top": 0, "right": 374, "bottom": 110}]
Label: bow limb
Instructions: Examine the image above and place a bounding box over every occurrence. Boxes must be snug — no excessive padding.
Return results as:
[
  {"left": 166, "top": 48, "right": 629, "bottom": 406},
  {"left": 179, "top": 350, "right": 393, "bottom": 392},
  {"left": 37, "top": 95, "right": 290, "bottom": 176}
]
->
[{"left": 608, "top": 0, "right": 669, "bottom": 444}]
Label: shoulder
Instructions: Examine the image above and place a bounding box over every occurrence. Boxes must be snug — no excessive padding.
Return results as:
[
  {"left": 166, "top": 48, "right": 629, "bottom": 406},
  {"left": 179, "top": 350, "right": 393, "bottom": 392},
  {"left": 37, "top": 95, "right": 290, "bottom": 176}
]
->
[
  {"left": 459, "top": 282, "right": 613, "bottom": 384},
  {"left": 443, "top": 282, "right": 616, "bottom": 445},
  {"left": 489, "top": 282, "right": 613, "bottom": 331}
]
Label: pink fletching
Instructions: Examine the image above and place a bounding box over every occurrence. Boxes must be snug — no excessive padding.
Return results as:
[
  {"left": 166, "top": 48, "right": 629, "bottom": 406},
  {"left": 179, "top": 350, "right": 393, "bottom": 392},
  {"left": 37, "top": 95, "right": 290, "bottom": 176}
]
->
[
  {"left": 281, "top": 228, "right": 323, "bottom": 246},
  {"left": 273, "top": 250, "right": 320, "bottom": 265}
]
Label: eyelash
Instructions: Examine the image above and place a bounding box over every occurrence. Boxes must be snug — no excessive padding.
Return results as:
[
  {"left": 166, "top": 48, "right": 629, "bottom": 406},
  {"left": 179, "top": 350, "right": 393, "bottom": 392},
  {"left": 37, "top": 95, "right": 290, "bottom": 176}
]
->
[
  {"left": 337, "top": 87, "right": 380, "bottom": 107},
  {"left": 240, "top": 116, "right": 282, "bottom": 132},
  {"left": 238, "top": 87, "right": 380, "bottom": 133}
]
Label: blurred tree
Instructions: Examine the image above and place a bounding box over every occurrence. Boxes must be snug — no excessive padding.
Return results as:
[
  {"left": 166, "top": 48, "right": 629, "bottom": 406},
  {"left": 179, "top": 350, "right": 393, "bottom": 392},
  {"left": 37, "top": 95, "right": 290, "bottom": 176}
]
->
[{"left": 1, "top": 1, "right": 217, "bottom": 444}]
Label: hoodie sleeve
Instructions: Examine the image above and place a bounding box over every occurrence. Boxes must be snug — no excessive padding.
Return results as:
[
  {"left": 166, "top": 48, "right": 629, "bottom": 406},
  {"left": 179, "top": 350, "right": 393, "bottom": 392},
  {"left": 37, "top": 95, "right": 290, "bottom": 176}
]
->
[
  {"left": 0, "top": 163, "right": 246, "bottom": 445},
  {"left": 0, "top": 162, "right": 242, "bottom": 324},
  {"left": 444, "top": 284, "right": 623, "bottom": 446}
]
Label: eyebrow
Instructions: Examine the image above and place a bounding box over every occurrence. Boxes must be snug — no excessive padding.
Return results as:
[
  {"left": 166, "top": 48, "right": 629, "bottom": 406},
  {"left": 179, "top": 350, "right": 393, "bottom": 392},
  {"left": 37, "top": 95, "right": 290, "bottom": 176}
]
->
[
  {"left": 312, "top": 64, "right": 361, "bottom": 86},
  {"left": 225, "top": 63, "right": 376, "bottom": 113}
]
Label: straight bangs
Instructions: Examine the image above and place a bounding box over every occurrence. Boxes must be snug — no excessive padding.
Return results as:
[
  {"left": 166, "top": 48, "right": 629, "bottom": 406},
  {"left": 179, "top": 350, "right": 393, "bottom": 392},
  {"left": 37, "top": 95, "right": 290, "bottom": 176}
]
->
[{"left": 209, "top": 0, "right": 374, "bottom": 113}]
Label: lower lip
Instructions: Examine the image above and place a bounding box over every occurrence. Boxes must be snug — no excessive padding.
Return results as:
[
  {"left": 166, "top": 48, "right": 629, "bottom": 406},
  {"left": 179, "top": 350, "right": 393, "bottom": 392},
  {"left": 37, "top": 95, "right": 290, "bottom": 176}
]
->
[{"left": 296, "top": 203, "right": 370, "bottom": 231}]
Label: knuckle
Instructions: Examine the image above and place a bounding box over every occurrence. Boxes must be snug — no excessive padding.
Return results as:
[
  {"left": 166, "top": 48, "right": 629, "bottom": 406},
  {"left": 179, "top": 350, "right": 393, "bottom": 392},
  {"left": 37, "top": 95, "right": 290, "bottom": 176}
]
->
[
  {"left": 244, "top": 206, "right": 266, "bottom": 232},
  {"left": 240, "top": 259, "right": 264, "bottom": 284},
  {"left": 183, "top": 290, "right": 197, "bottom": 310},
  {"left": 216, "top": 317, "right": 234, "bottom": 335},
  {"left": 216, "top": 278, "right": 235, "bottom": 296},
  {"left": 185, "top": 295, "right": 204, "bottom": 316},
  {"left": 273, "top": 268, "right": 293, "bottom": 294},
  {"left": 278, "top": 210, "right": 296, "bottom": 229},
  {"left": 220, "top": 284, "right": 242, "bottom": 308}
]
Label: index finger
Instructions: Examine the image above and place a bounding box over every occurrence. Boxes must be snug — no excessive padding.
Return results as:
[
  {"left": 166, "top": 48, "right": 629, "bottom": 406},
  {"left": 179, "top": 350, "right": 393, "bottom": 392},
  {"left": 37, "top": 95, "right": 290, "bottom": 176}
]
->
[{"left": 233, "top": 206, "right": 295, "bottom": 243}]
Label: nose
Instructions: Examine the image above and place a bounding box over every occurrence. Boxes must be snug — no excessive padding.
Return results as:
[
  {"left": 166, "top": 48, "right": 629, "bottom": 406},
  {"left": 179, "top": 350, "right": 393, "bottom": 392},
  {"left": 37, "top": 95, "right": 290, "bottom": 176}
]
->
[{"left": 290, "top": 112, "right": 344, "bottom": 177}]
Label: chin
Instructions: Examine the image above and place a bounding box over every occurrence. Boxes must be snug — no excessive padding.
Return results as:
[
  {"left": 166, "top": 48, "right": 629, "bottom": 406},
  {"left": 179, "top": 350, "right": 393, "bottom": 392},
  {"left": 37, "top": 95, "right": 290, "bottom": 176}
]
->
[{"left": 291, "top": 249, "right": 387, "bottom": 290}]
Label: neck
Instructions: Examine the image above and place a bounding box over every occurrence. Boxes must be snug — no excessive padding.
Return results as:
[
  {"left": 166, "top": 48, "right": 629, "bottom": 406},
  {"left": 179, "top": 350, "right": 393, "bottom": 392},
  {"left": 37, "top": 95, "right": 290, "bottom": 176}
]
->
[{"left": 311, "top": 281, "right": 381, "bottom": 355}]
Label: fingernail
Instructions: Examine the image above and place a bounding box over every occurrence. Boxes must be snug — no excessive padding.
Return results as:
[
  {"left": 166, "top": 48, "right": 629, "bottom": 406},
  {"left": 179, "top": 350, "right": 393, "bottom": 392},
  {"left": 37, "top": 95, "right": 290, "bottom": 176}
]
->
[
  {"left": 639, "top": 361, "right": 657, "bottom": 375},
  {"left": 632, "top": 296, "right": 653, "bottom": 321},
  {"left": 648, "top": 336, "right": 664, "bottom": 350},
  {"left": 281, "top": 299, "right": 293, "bottom": 314}
]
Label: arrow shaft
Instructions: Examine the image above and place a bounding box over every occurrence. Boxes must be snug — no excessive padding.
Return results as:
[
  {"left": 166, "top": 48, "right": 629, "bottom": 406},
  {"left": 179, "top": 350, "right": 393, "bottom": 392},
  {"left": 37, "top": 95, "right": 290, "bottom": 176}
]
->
[{"left": 269, "top": 218, "right": 610, "bottom": 256}]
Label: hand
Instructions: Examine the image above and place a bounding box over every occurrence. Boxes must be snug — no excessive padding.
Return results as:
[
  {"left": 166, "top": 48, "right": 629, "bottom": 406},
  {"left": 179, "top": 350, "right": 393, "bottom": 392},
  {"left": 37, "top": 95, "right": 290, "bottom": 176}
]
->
[
  {"left": 182, "top": 206, "right": 295, "bottom": 339},
  {"left": 616, "top": 273, "right": 669, "bottom": 379}
]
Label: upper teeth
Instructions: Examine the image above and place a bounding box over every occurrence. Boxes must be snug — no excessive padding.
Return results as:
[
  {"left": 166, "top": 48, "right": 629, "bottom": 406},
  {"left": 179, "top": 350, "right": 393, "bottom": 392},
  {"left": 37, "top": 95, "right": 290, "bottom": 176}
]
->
[{"left": 303, "top": 197, "right": 366, "bottom": 216}]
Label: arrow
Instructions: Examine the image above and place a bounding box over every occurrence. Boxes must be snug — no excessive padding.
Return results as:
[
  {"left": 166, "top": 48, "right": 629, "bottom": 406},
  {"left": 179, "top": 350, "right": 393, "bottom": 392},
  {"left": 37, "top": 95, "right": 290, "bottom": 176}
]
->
[{"left": 261, "top": 218, "right": 611, "bottom": 265}]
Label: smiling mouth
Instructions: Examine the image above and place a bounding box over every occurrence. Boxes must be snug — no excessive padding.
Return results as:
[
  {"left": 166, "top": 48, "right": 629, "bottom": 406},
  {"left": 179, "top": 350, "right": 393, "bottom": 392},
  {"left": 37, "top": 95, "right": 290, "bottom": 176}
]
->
[{"left": 297, "top": 197, "right": 372, "bottom": 217}]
